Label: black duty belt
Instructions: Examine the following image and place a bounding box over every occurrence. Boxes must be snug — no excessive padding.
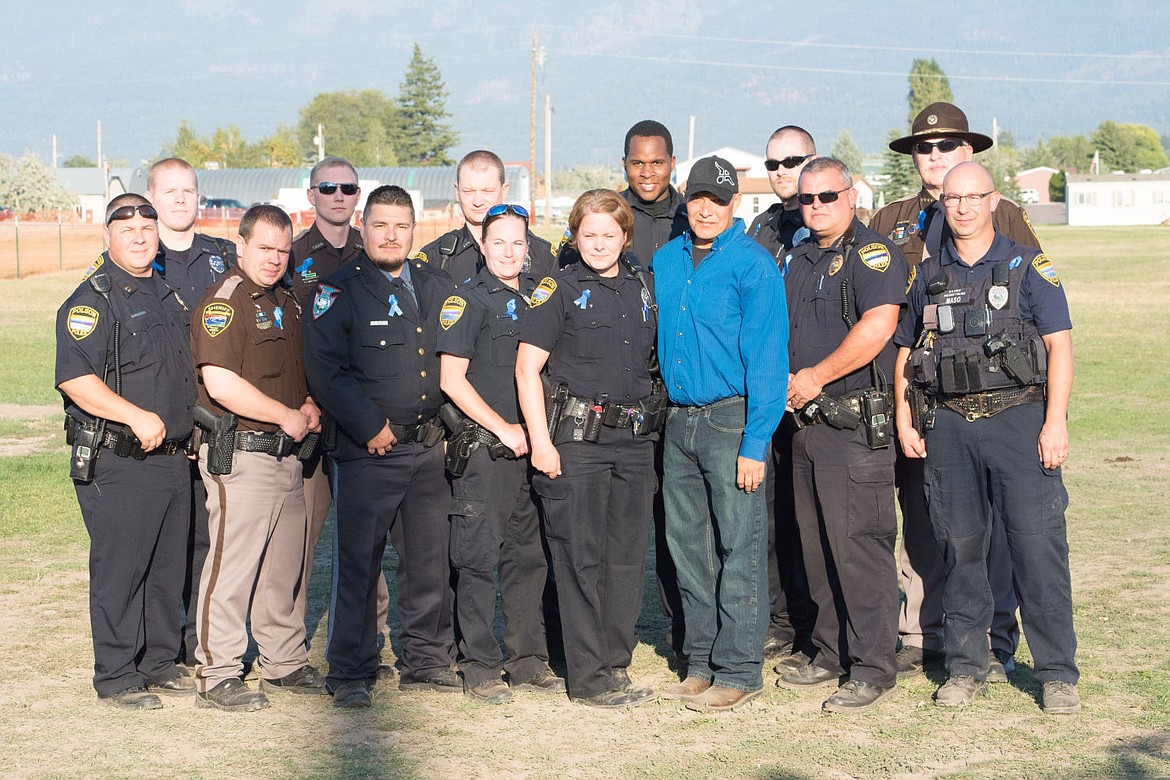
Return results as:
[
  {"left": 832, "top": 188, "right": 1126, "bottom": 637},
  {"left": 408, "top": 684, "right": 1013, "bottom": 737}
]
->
[
  {"left": 66, "top": 418, "right": 189, "bottom": 458},
  {"left": 789, "top": 389, "right": 890, "bottom": 427},
  {"left": 937, "top": 385, "right": 1043, "bottom": 421},
  {"left": 562, "top": 394, "right": 647, "bottom": 429},
  {"left": 388, "top": 416, "right": 445, "bottom": 447},
  {"left": 234, "top": 430, "right": 299, "bottom": 458}
]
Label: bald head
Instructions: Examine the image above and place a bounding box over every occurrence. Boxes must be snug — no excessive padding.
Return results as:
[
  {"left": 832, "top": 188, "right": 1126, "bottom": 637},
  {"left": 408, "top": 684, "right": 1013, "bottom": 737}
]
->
[
  {"left": 944, "top": 161, "right": 994, "bottom": 193},
  {"left": 940, "top": 161, "right": 1001, "bottom": 246}
]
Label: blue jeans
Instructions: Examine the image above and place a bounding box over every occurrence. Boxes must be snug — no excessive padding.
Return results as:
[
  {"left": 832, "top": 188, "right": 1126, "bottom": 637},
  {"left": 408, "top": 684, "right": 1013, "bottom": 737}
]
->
[{"left": 663, "top": 397, "right": 769, "bottom": 692}]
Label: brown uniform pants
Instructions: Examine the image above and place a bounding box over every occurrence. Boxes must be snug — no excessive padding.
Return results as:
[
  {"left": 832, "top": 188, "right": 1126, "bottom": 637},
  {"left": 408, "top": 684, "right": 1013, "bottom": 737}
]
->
[{"left": 196, "top": 447, "right": 310, "bottom": 691}]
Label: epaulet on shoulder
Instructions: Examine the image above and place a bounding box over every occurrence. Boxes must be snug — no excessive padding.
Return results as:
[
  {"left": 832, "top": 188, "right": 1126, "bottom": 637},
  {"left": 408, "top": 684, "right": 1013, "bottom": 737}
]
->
[
  {"left": 214, "top": 275, "right": 244, "bottom": 300},
  {"left": 292, "top": 227, "right": 312, "bottom": 243},
  {"left": 413, "top": 258, "right": 450, "bottom": 279}
]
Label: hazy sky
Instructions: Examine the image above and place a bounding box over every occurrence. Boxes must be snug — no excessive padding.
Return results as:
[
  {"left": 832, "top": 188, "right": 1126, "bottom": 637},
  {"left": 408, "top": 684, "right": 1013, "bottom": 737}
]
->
[{"left": 3, "top": 1, "right": 1168, "bottom": 169}]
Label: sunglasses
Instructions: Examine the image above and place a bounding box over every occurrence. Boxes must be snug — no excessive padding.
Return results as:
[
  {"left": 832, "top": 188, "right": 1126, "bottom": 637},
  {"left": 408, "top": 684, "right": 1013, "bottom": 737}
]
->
[
  {"left": 106, "top": 204, "right": 158, "bottom": 225},
  {"left": 912, "top": 139, "right": 964, "bottom": 155},
  {"left": 485, "top": 203, "right": 529, "bottom": 220},
  {"left": 316, "top": 182, "right": 359, "bottom": 196},
  {"left": 797, "top": 188, "right": 849, "bottom": 206},
  {"left": 764, "top": 154, "right": 813, "bottom": 172}
]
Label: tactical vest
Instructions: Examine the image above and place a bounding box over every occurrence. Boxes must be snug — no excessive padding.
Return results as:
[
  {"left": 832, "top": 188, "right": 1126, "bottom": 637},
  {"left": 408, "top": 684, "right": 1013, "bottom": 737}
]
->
[{"left": 911, "top": 251, "right": 1048, "bottom": 396}]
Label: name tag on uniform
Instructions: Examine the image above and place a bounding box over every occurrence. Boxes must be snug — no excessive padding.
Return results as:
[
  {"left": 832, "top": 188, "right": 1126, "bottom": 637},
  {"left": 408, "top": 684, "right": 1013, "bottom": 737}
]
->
[
  {"left": 370, "top": 320, "right": 388, "bottom": 326},
  {"left": 939, "top": 290, "right": 971, "bottom": 306}
]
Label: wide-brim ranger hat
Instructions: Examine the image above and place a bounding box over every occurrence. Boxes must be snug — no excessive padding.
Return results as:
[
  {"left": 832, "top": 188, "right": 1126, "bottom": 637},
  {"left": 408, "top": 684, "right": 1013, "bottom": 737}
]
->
[
  {"left": 889, "top": 102, "right": 994, "bottom": 154},
  {"left": 685, "top": 155, "right": 739, "bottom": 202}
]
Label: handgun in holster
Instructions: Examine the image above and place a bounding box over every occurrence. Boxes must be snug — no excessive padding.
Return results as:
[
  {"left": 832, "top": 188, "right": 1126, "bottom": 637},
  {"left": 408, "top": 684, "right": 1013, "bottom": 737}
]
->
[
  {"left": 545, "top": 381, "right": 570, "bottom": 441},
  {"left": 193, "top": 404, "right": 238, "bottom": 475},
  {"left": 984, "top": 333, "right": 1038, "bottom": 386},
  {"left": 67, "top": 416, "right": 105, "bottom": 482},
  {"left": 808, "top": 393, "right": 862, "bottom": 430},
  {"left": 907, "top": 384, "right": 935, "bottom": 437},
  {"left": 439, "top": 403, "right": 477, "bottom": 477}
]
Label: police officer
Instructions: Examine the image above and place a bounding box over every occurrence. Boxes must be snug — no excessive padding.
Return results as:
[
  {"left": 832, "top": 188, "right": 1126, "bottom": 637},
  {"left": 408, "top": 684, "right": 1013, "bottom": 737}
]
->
[
  {"left": 190, "top": 205, "right": 325, "bottom": 712},
  {"left": 516, "top": 189, "right": 661, "bottom": 709},
  {"left": 56, "top": 194, "right": 196, "bottom": 709},
  {"left": 869, "top": 102, "right": 1035, "bottom": 680},
  {"left": 747, "top": 125, "right": 819, "bottom": 663},
  {"left": 414, "top": 150, "right": 555, "bottom": 284},
  {"left": 776, "top": 157, "right": 907, "bottom": 713},
  {"left": 145, "top": 157, "right": 237, "bottom": 672},
  {"left": 894, "top": 162, "right": 1079, "bottom": 715},
  {"left": 304, "top": 185, "right": 457, "bottom": 708},
  {"left": 438, "top": 203, "right": 565, "bottom": 704}
]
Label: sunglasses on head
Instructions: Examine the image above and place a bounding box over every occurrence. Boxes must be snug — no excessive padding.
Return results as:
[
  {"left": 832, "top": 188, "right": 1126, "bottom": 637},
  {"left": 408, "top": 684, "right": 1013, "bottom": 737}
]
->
[
  {"left": 316, "top": 182, "right": 359, "bottom": 196},
  {"left": 106, "top": 204, "right": 158, "bottom": 225},
  {"left": 912, "top": 139, "right": 963, "bottom": 155},
  {"left": 764, "top": 154, "right": 813, "bottom": 172},
  {"left": 485, "top": 203, "right": 529, "bottom": 220},
  {"left": 796, "top": 188, "right": 849, "bottom": 206}
]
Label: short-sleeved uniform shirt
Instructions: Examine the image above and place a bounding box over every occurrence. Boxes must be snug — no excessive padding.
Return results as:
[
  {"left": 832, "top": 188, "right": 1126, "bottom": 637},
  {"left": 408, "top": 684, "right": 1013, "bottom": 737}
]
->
[
  {"left": 289, "top": 223, "right": 364, "bottom": 309},
  {"left": 155, "top": 233, "right": 237, "bottom": 308},
  {"left": 415, "top": 224, "right": 555, "bottom": 286},
  {"left": 520, "top": 260, "right": 656, "bottom": 404},
  {"left": 55, "top": 254, "right": 197, "bottom": 436},
  {"left": 784, "top": 219, "right": 909, "bottom": 395},
  {"left": 894, "top": 232, "right": 1072, "bottom": 350},
  {"left": 437, "top": 266, "right": 539, "bottom": 424},
  {"left": 747, "top": 204, "right": 809, "bottom": 265},
  {"left": 191, "top": 269, "right": 307, "bottom": 434}
]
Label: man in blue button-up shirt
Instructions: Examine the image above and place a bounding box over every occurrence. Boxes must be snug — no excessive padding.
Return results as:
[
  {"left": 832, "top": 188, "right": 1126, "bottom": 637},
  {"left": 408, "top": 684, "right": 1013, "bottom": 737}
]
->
[{"left": 652, "top": 156, "right": 788, "bottom": 712}]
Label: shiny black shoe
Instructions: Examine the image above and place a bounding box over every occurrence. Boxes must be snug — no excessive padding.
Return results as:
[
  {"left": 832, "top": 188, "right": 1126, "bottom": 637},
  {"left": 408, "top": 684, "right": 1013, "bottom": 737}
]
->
[
  {"left": 776, "top": 661, "right": 842, "bottom": 690},
  {"left": 464, "top": 678, "right": 513, "bottom": 705},
  {"left": 260, "top": 664, "right": 326, "bottom": 695},
  {"left": 399, "top": 667, "right": 462, "bottom": 693},
  {"left": 609, "top": 668, "right": 655, "bottom": 703},
  {"left": 196, "top": 679, "right": 269, "bottom": 712},
  {"left": 822, "top": 680, "right": 896, "bottom": 713},
  {"left": 509, "top": 667, "right": 566, "bottom": 694},
  {"left": 331, "top": 680, "right": 373, "bottom": 709},
  {"left": 763, "top": 635, "right": 794, "bottom": 659},
  {"left": 574, "top": 687, "right": 638, "bottom": 709},
  {"left": 98, "top": 686, "right": 163, "bottom": 710},
  {"left": 148, "top": 674, "right": 195, "bottom": 697}
]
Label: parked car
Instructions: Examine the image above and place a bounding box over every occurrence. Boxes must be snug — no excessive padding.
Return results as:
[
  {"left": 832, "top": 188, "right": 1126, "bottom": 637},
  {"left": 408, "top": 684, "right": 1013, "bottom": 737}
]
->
[
  {"left": 1019, "top": 188, "right": 1040, "bottom": 205},
  {"left": 0, "top": 205, "right": 12, "bottom": 221},
  {"left": 199, "top": 198, "right": 247, "bottom": 220}
]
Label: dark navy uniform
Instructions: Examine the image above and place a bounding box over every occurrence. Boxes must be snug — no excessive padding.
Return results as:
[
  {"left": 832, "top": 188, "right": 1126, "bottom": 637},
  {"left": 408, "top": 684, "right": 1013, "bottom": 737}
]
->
[
  {"left": 557, "top": 187, "right": 689, "bottom": 270},
  {"left": 437, "top": 267, "right": 552, "bottom": 689},
  {"left": 55, "top": 255, "right": 196, "bottom": 698},
  {"left": 303, "top": 256, "right": 456, "bottom": 691},
  {"left": 289, "top": 223, "right": 364, "bottom": 309},
  {"left": 784, "top": 219, "right": 908, "bottom": 690},
  {"left": 747, "top": 205, "right": 817, "bottom": 659},
  {"left": 414, "top": 224, "right": 555, "bottom": 285},
  {"left": 897, "top": 234, "right": 1078, "bottom": 686},
  {"left": 154, "top": 232, "right": 235, "bottom": 666},
  {"left": 870, "top": 190, "right": 1037, "bottom": 660},
  {"left": 520, "top": 259, "right": 658, "bottom": 700}
]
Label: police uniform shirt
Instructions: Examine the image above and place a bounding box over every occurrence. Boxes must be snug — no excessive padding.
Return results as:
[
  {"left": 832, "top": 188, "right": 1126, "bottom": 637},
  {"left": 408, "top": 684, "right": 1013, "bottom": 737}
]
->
[
  {"left": 415, "top": 224, "right": 555, "bottom": 285},
  {"left": 747, "top": 204, "right": 809, "bottom": 265},
  {"left": 304, "top": 256, "right": 454, "bottom": 454},
  {"left": 56, "top": 254, "right": 196, "bottom": 436},
  {"left": 519, "top": 260, "right": 655, "bottom": 404},
  {"left": 895, "top": 233, "right": 1072, "bottom": 350},
  {"left": 190, "top": 269, "right": 307, "bottom": 434},
  {"left": 437, "top": 266, "right": 538, "bottom": 424},
  {"left": 785, "top": 219, "right": 909, "bottom": 395},
  {"left": 154, "top": 233, "right": 236, "bottom": 311},
  {"left": 557, "top": 188, "right": 690, "bottom": 269},
  {"left": 868, "top": 187, "right": 1040, "bottom": 267},
  {"left": 289, "top": 223, "right": 364, "bottom": 309}
]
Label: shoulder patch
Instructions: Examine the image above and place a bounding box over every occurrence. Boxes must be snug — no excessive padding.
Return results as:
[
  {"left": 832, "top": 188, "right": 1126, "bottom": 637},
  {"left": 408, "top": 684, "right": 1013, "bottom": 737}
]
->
[
  {"left": 313, "top": 284, "right": 342, "bottom": 319},
  {"left": 905, "top": 265, "right": 917, "bottom": 295},
  {"left": 1032, "top": 253, "right": 1060, "bottom": 287},
  {"left": 80, "top": 255, "right": 104, "bottom": 281},
  {"left": 440, "top": 295, "right": 466, "bottom": 330},
  {"left": 858, "top": 243, "right": 891, "bottom": 272},
  {"left": 530, "top": 277, "right": 557, "bottom": 307},
  {"left": 67, "top": 306, "right": 100, "bottom": 340},
  {"left": 202, "top": 302, "right": 235, "bottom": 337},
  {"left": 412, "top": 250, "right": 430, "bottom": 264},
  {"left": 214, "top": 275, "right": 244, "bottom": 300}
]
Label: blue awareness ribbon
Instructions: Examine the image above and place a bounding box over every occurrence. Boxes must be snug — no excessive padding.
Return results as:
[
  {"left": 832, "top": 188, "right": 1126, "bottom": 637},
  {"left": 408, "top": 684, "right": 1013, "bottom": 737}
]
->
[
  {"left": 505, "top": 298, "right": 517, "bottom": 320},
  {"left": 273, "top": 306, "right": 284, "bottom": 329},
  {"left": 574, "top": 289, "right": 591, "bottom": 310},
  {"left": 388, "top": 294, "right": 403, "bottom": 317},
  {"left": 295, "top": 257, "right": 314, "bottom": 275},
  {"left": 915, "top": 209, "right": 927, "bottom": 234}
]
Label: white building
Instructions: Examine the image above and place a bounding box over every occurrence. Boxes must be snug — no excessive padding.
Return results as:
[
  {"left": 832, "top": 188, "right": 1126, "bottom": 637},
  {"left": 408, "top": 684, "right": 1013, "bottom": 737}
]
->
[{"left": 1066, "top": 172, "right": 1170, "bottom": 226}]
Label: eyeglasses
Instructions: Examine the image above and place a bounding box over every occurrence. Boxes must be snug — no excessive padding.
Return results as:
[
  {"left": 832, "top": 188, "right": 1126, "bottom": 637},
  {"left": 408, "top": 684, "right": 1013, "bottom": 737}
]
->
[
  {"left": 940, "top": 191, "right": 995, "bottom": 208},
  {"left": 912, "top": 139, "right": 964, "bottom": 155},
  {"left": 797, "top": 188, "right": 849, "bottom": 206},
  {"left": 106, "top": 204, "right": 158, "bottom": 225},
  {"left": 315, "top": 182, "right": 359, "bottom": 196},
  {"left": 764, "top": 154, "right": 813, "bottom": 172}
]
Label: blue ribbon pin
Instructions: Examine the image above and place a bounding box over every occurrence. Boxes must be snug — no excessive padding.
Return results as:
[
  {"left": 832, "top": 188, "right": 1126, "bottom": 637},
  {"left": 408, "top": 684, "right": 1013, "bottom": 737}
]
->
[
  {"left": 295, "top": 257, "right": 314, "bottom": 275},
  {"left": 273, "top": 306, "right": 284, "bottom": 329},
  {"left": 505, "top": 298, "right": 517, "bottom": 321},
  {"left": 388, "top": 294, "right": 403, "bottom": 317},
  {"left": 574, "top": 289, "right": 591, "bottom": 310}
]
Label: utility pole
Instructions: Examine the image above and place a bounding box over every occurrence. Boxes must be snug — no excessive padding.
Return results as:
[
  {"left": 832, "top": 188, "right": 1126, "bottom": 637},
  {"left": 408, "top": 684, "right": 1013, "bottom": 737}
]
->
[
  {"left": 314, "top": 123, "right": 325, "bottom": 163},
  {"left": 52, "top": 134, "right": 58, "bottom": 168},
  {"left": 530, "top": 28, "right": 538, "bottom": 220},
  {"left": 544, "top": 94, "right": 552, "bottom": 226},
  {"left": 97, "top": 120, "right": 107, "bottom": 202}
]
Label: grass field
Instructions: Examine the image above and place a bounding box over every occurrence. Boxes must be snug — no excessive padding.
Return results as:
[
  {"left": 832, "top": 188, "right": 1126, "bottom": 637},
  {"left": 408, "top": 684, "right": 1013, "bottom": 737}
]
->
[{"left": 0, "top": 225, "right": 1167, "bottom": 779}]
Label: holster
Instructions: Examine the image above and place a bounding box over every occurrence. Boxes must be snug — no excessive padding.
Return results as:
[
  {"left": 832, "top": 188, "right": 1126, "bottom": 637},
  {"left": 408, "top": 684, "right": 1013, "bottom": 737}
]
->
[{"left": 193, "top": 404, "right": 238, "bottom": 475}]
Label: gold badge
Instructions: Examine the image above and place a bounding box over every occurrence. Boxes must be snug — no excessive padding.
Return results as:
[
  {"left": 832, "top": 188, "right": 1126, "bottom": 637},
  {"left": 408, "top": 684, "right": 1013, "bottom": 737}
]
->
[
  {"left": 67, "top": 306, "right": 99, "bottom": 340},
  {"left": 905, "top": 265, "right": 917, "bottom": 295},
  {"left": 859, "top": 243, "right": 891, "bottom": 273},
  {"left": 827, "top": 255, "right": 844, "bottom": 276},
  {"left": 202, "top": 302, "right": 235, "bottom": 337},
  {"left": 440, "top": 296, "right": 466, "bottom": 330},
  {"left": 530, "top": 277, "right": 557, "bottom": 307},
  {"left": 1032, "top": 254, "right": 1060, "bottom": 287}
]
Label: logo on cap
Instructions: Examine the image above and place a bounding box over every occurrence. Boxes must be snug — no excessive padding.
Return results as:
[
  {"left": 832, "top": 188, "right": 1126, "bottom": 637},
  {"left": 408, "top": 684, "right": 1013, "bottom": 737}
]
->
[
  {"left": 715, "top": 160, "right": 734, "bottom": 186},
  {"left": 927, "top": 114, "right": 938, "bottom": 125}
]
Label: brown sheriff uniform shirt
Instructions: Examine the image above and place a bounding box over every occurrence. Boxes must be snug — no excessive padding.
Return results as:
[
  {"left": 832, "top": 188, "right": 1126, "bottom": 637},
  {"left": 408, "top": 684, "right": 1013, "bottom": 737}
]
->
[
  {"left": 868, "top": 187, "right": 1040, "bottom": 266},
  {"left": 288, "top": 223, "right": 364, "bottom": 308},
  {"left": 191, "top": 269, "right": 307, "bottom": 434}
]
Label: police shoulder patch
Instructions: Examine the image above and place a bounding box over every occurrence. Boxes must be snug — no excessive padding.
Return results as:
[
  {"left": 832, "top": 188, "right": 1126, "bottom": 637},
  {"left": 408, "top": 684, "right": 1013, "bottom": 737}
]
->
[
  {"left": 1031, "top": 253, "right": 1060, "bottom": 287},
  {"left": 440, "top": 296, "right": 466, "bottom": 330},
  {"left": 313, "top": 284, "right": 342, "bottom": 319},
  {"left": 412, "top": 250, "right": 430, "bottom": 264},
  {"left": 80, "top": 255, "right": 104, "bottom": 281},
  {"left": 905, "top": 265, "right": 917, "bottom": 295},
  {"left": 858, "top": 242, "right": 891, "bottom": 272},
  {"left": 530, "top": 277, "right": 557, "bottom": 307},
  {"left": 202, "top": 302, "right": 234, "bottom": 337},
  {"left": 67, "top": 306, "right": 99, "bottom": 340}
]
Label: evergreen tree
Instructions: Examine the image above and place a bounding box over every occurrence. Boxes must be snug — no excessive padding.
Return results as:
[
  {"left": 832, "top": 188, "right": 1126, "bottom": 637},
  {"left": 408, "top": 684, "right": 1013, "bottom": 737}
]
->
[
  {"left": 907, "top": 58, "right": 954, "bottom": 124},
  {"left": 830, "top": 130, "right": 864, "bottom": 178},
  {"left": 394, "top": 44, "right": 459, "bottom": 166}
]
